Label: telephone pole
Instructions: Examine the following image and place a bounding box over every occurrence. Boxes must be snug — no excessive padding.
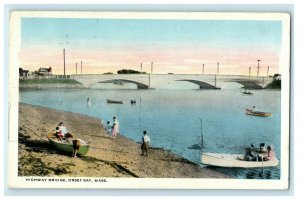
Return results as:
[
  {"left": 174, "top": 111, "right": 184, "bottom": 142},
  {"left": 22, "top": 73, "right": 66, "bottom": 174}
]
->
[
  {"left": 257, "top": 59, "right": 261, "bottom": 77},
  {"left": 267, "top": 66, "right": 270, "bottom": 77},
  {"left": 202, "top": 64, "right": 204, "bottom": 74},
  {"left": 140, "top": 63, "right": 143, "bottom": 73},
  {"left": 81, "top": 61, "right": 83, "bottom": 74},
  {"left": 249, "top": 67, "right": 251, "bottom": 78},
  {"left": 217, "top": 62, "right": 219, "bottom": 75},
  {"left": 151, "top": 62, "right": 153, "bottom": 74},
  {"left": 63, "top": 48, "right": 66, "bottom": 77}
]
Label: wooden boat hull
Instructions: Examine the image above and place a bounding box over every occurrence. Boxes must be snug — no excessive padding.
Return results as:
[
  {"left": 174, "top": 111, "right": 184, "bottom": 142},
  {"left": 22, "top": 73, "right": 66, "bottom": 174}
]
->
[
  {"left": 245, "top": 109, "right": 272, "bottom": 117},
  {"left": 107, "top": 99, "right": 123, "bottom": 104},
  {"left": 242, "top": 92, "right": 253, "bottom": 95},
  {"left": 201, "top": 153, "right": 279, "bottom": 168},
  {"left": 47, "top": 133, "right": 90, "bottom": 155}
]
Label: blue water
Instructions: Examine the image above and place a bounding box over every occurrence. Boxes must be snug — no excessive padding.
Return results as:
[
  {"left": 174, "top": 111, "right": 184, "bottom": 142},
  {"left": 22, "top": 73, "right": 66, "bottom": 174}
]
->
[{"left": 19, "top": 83, "right": 281, "bottom": 179}]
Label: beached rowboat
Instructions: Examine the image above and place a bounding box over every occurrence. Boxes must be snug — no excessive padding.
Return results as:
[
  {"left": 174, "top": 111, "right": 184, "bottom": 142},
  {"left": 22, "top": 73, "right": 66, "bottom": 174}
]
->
[
  {"left": 107, "top": 99, "right": 123, "bottom": 104},
  {"left": 245, "top": 109, "right": 272, "bottom": 117},
  {"left": 201, "top": 153, "right": 279, "bottom": 168},
  {"left": 47, "top": 132, "right": 90, "bottom": 155}
]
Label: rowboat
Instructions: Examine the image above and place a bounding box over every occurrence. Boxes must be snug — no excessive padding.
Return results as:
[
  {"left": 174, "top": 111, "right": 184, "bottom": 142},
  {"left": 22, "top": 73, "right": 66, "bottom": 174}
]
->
[
  {"left": 201, "top": 153, "right": 279, "bottom": 168},
  {"left": 107, "top": 99, "right": 123, "bottom": 104},
  {"left": 242, "top": 91, "right": 253, "bottom": 95},
  {"left": 47, "top": 132, "right": 90, "bottom": 156},
  {"left": 245, "top": 109, "right": 272, "bottom": 117}
]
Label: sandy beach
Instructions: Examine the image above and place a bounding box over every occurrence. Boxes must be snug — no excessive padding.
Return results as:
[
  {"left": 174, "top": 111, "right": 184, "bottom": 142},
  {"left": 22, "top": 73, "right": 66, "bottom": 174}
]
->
[{"left": 18, "top": 103, "right": 230, "bottom": 178}]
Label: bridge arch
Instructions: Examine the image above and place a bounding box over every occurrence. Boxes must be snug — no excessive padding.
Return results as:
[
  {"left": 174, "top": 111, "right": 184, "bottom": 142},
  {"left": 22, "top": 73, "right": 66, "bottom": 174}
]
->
[
  {"left": 150, "top": 78, "right": 219, "bottom": 89},
  {"left": 176, "top": 79, "right": 219, "bottom": 89},
  {"left": 87, "top": 79, "right": 149, "bottom": 89},
  {"left": 234, "top": 80, "right": 263, "bottom": 89}
]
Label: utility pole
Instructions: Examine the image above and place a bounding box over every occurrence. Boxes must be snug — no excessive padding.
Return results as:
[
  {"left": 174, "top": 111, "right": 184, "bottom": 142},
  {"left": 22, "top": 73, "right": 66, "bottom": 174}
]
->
[
  {"left": 151, "top": 62, "right": 153, "bottom": 74},
  {"left": 249, "top": 67, "right": 251, "bottom": 78},
  {"left": 76, "top": 62, "right": 77, "bottom": 74},
  {"left": 81, "top": 61, "right": 83, "bottom": 74},
  {"left": 257, "top": 59, "right": 261, "bottom": 77},
  {"left": 267, "top": 66, "right": 270, "bottom": 77},
  {"left": 217, "top": 62, "right": 219, "bottom": 75},
  {"left": 63, "top": 48, "right": 66, "bottom": 77},
  {"left": 202, "top": 64, "right": 204, "bottom": 74},
  {"left": 140, "top": 63, "right": 143, "bottom": 73}
]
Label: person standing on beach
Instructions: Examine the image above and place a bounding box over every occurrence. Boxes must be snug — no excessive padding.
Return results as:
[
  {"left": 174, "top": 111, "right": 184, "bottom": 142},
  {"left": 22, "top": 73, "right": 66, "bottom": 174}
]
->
[
  {"left": 72, "top": 139, "right": 81, "bottom": 158},
  {"left": 111, "top": 117, "right": 119, "bottom": 138},
  {"left": 141, "top": 131, "right": 150, "bottom": 156}
]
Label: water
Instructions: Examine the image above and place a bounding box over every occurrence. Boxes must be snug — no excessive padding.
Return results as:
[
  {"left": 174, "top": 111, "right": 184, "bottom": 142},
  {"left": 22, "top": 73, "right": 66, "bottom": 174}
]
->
[{"left": 19, "top": 82, "right": 281, "bottom": 179}]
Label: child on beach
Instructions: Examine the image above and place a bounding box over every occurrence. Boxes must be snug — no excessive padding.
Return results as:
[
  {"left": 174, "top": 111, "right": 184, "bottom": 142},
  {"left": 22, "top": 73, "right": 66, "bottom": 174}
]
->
[
  {"left": 104, "top": 121, "right": 112, "bottom": 135},
  {"left": 111, "top": 117, "right": 119, "bottom": 138},
  {"left": 72, "top": 139, "right": 81, "bottom": 158},
  {"left": 55, "top": 126, "right": 63, "bottom": 141}
]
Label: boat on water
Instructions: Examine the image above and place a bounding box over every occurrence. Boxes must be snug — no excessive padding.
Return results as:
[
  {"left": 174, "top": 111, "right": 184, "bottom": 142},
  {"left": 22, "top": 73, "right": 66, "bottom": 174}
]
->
[
  {"left": 107, "top": 99, "right": 123, "bottom": 104},
  {"left": 245, "top": 108, "right": 272, "bottom": 117},
  {"left": 242, "top": 91, "right": 253, "bottom": 95},
  {"left": 47, "top": 132, "right": 90, "bottom": 156},
  {"left": 201, "top": 153, "right": 279, "bottom": 168}
]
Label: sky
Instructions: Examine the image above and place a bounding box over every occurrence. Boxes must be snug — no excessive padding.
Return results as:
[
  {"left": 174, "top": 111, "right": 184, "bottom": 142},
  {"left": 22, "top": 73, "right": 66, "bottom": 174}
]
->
[{"left": 20, "top": 18, "right": 282, "bottom": 75}]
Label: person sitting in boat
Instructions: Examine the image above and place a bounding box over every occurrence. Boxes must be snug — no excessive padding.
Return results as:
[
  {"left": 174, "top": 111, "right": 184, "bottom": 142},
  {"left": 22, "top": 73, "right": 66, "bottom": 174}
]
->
[
  {"left": 243, "top": 144, "right": 257, "bottom": 161},
  {"left": 252, "top": 106, "right": 256, "bottom": 112},
  {"left": 55, "top": 126, "right": 63, "bottom": 141},
  {"left": 104, "top": 121, "right": 112, "bottom": 134},
  {"left": 58, "top": 122, "right": 74, "bottom": 140},
  {"left": 257, "top": 143, "right": 268, "bottom": 161},
  {"left": 263, "top": 146, "right": 276, "bottom": 161}
]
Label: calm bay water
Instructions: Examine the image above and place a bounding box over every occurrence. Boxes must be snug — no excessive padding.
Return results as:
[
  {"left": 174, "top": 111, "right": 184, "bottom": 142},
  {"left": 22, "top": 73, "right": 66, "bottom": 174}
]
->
[{"left": 19, "top": 82, "right": 281, "bottom": 179}]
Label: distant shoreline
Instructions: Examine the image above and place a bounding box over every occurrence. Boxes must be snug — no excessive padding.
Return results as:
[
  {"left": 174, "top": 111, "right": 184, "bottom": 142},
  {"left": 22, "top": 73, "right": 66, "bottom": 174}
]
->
[
  {"left": 19, "top": 78, "right": 84, "bottom": 89},
  {"left": 18, "top": 102, "right": 231, "bottom": 178}
]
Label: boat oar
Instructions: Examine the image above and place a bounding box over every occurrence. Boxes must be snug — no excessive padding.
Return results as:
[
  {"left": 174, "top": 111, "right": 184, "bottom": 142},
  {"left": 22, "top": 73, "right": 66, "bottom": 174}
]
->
[
  {"left": 199, "top": 118, "right": 203, "bottom": 149},
  {"left": 261, "top": 154, "right": 264, "bottom": 178}
]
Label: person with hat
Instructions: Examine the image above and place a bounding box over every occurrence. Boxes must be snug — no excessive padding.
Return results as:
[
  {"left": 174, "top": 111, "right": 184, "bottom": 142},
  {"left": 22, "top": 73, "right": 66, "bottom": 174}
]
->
[
  {"left": 257, "top": 143, "right": 268, "bottom": 161},
  {"left": 243, "top": 143, "right": 257, "bottom": 161},
  {"left": 72, "top": 139, "right": 80, "bottom": 158}
]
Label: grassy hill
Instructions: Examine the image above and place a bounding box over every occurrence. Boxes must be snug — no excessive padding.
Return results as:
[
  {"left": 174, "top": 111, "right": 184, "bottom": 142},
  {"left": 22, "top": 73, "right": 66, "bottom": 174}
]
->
[{"left": 265, "top": 80, "right": 281, "bottom": 89}]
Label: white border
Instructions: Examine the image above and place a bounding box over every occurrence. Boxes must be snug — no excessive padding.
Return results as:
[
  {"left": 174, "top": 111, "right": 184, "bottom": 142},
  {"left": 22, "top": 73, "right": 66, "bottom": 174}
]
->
[{"left": 8, "top": 11, "right": 290, "bottom": 190}]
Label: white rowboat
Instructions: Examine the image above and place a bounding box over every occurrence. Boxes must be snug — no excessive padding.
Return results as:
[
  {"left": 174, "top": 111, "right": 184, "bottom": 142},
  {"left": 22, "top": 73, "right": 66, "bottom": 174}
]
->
[{"left": 201, "top": 153, "right": 279, "bottom": 168}]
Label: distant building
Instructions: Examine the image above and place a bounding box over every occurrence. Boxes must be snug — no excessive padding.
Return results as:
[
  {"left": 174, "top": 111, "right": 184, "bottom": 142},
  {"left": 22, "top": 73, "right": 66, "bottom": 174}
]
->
[
  {"left": 37, "top": 67, "right": 52, "bottom": 76},
  {"left": 19, "top": 68, "right": 29, "bottom": 77},
  {"left": 273, "top": 74, "right": 281, "bottom": 80}
]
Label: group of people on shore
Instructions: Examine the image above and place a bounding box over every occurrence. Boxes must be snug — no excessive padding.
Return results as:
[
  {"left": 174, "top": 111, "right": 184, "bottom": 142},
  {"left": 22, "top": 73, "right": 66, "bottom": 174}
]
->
[
  {"left": 103, "top": 116, "right": 119, "bottom": 138},
  {"left": 239, "top": 143, "right": 276, "bottom": 162},
  {"left": 103, "top": 117, "right": 151, "bottom": 156},
  {"left": 54, "top": 118, "right": 151, "bottom": 158},
  {"left": 54, "top": 122, "right": 84, "bottom": 158}
]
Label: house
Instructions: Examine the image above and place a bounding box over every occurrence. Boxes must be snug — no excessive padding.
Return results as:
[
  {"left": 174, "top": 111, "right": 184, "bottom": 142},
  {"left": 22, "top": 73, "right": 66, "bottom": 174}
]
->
[
  {"left": 273, "top": 74, "right": 281, "bottom": 80},
  {"left": 37, "top": 67, "right": 52, "bottom": 76},
  {"left": 19, "top": 68, "right": 29, "bottom": 77}
]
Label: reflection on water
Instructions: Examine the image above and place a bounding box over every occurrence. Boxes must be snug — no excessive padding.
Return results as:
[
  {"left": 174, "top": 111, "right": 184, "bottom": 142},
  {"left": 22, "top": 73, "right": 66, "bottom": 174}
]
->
[
  {"left": 19, "top": 82, "right": 281, "bottom": 179},
  {"left": 208, "top": 166, "right": 277, "bottom": 179}
]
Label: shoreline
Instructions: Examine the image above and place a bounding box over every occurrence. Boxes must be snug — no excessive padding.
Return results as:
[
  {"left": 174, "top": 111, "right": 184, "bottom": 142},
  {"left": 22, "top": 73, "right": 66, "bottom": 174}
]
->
[
  {"left": 18, "top": 102, "right": 231, "bottom": 178},
  {"left": 19, "top": 83, "right": 85, "bottom": 89}
]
